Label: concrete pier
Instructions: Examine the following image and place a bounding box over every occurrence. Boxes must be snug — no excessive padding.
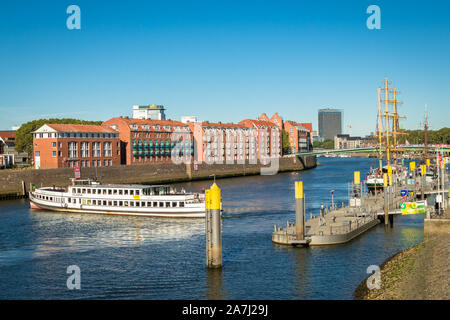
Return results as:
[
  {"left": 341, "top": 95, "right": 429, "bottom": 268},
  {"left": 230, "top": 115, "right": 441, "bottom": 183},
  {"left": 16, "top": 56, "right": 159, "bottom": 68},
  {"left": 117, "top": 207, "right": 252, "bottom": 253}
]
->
[{"left": 272, "top": 165, "right": 446, "bottom": 247}]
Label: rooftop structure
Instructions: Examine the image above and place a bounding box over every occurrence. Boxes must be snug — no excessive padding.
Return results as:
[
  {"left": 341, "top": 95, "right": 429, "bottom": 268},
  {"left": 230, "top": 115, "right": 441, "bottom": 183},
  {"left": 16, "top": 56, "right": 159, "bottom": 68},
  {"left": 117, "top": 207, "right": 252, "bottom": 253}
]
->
[{"left": 132, "top": 104, "right": 166, "bottom": 120}]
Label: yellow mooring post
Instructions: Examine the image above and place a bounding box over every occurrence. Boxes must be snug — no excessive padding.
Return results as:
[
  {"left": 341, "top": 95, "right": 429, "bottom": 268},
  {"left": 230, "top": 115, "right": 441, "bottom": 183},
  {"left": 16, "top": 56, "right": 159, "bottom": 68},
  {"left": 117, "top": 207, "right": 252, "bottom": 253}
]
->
[
  {"left": 354, "top": 171, "right": 361, "bottom": 198},
  {"left": 205, "top": 183, "right": 222, "bottom": 268},
  {"left": 384, "top": 173, "right": 389, "bottom": 226},
  {"left": 421, "top": 164, "right": 427, "bottom": 200},
  {"left": 295, "top": 181, "right": 304, "bottom": 240}
]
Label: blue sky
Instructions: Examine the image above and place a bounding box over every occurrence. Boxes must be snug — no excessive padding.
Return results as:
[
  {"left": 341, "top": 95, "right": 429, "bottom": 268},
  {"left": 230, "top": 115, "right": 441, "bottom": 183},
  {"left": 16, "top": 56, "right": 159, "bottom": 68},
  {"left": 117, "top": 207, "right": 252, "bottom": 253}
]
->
[{"left": 0, "top": 0, "right": 449, "bottom": 136}]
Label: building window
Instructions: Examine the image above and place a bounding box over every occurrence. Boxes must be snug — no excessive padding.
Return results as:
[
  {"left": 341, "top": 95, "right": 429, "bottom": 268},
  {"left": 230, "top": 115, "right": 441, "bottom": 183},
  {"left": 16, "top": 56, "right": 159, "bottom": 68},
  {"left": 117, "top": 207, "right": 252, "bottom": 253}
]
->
[
  {"left": 52, "top": 151, "right": 56, "bottom": 157},
  {"left": 93, "top": 142, "right": 101, "bottom": 157},
  {"left": 52, "top": 142, "right": 56, "bottom": 148},
  {"left": 104, "top": 142, "right": 111, "bottom": 157},
  {"left": 68, "top": 142, "right": 77, "bottom": 158},
  {"left": 81, "top": 142, "right": 89, "bottom": 158}
]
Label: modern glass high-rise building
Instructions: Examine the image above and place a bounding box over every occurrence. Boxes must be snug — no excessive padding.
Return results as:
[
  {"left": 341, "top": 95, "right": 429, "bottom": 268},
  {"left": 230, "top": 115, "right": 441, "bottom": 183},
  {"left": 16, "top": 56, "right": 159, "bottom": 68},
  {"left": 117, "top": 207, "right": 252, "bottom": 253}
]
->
[{"left": 318, "top": 108, "right": 342, "bottom": 140}]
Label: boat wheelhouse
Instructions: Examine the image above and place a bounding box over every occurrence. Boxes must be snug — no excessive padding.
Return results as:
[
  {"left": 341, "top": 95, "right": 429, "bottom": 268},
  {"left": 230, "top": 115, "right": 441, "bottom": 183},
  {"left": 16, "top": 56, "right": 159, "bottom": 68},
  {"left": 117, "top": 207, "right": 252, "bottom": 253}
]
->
[{"left": 29, "top": 179, "right": 210, "bottom": 218}]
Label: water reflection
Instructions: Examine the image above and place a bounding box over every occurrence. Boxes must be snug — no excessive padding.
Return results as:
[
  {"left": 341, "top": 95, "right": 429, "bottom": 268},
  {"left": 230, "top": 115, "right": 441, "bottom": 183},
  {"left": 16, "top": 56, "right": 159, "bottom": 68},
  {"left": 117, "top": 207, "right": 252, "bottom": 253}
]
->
[
  {"left": 206, "top": 269, "right": 226, "bottom": 300},
  {"left": 29, "top": 210, "right": 205, "bottom": 259}
]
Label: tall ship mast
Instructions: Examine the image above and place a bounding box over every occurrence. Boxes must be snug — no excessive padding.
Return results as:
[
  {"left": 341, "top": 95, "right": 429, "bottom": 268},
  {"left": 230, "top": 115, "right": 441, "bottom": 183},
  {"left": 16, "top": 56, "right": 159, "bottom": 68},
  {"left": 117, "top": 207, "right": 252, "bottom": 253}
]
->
[
  {"left": 368, "top": 78, "right": 406, "bottom": 193},
  {"left": 376, "top": 77, "right": 405, "bottom": 171}
]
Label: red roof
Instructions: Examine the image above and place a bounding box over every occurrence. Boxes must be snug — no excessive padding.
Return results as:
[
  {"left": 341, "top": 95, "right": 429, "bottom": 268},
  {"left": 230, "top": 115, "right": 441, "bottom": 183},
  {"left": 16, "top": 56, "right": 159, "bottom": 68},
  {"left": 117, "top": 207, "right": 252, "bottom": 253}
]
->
[
  {"left": 201, "top": 121, "right": 247, "bottom": 129},
  {"left": 285, "top": 121, "right": 311, "bottom": 132},
  {"left": 0, "top": 131, "right": 16, "bottom": 141},
  {"left": 238, "top": 119, "right": 278, "bottom": 128},
  {"left": 104, "top": 117, "right": 189, "bottom": 131},
  {"left": 46, "top": 124, "right": 117, "bottom": 133}
]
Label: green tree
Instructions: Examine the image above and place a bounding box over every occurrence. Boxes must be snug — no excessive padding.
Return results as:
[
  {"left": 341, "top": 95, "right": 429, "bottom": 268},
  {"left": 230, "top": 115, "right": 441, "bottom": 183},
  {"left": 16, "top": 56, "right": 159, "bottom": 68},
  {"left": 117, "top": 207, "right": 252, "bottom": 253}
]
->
[
  {"left": 15, "top": 118, "right": 103, "bottom": 160},
  {"left": 281, "top": 129, "right": 291, "bottom": 154},
  {"left": 313, "top": 139, "right": 334, "bottom": 149},
  {"left": 398, "top": 128, "right": 450, "bottom": 145}
]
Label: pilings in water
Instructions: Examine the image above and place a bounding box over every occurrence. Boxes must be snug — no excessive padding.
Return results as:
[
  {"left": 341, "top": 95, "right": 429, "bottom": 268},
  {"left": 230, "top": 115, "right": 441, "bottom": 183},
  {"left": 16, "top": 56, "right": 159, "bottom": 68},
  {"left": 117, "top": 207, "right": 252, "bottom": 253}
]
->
[
  {"left": 205, "top": 183, "right": 222, "bottom": 269},
  {"left": 295, "top": 181, "right": 305, "bottom": 240},
  {"left": 384, "top": 173, "right": 389, "bottom": 226}
]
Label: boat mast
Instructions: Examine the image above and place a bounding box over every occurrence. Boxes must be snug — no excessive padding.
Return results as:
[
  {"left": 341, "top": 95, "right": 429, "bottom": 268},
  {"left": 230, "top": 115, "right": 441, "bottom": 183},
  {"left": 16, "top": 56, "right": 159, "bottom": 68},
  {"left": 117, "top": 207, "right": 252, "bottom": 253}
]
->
[
  {"left": 384, "top": 77, "right": 391, "bottom": 166},
  {"left": 377, "top": 87, "right": 383, "bottom": 171},
  {"left": 378, "top": 77, "right": 405, "bottom": 170},
  {"left": 424, "top": 104, "right": 429, "bottom": 161}
]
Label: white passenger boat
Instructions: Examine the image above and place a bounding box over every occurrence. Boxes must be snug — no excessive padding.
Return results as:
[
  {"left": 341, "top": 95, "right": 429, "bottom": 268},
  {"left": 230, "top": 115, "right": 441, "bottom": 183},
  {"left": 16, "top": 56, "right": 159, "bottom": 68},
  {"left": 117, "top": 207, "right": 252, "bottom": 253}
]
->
[{"left": 29, "top": 179, "right": 210, "bottom": 218}]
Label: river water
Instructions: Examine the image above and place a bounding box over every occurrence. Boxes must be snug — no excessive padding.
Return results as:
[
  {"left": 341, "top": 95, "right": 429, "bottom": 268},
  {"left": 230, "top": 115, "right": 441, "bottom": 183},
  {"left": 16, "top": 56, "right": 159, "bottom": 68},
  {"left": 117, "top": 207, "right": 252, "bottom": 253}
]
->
[{"left": 0, "top": 158, "right": 424, "bottom": 299}]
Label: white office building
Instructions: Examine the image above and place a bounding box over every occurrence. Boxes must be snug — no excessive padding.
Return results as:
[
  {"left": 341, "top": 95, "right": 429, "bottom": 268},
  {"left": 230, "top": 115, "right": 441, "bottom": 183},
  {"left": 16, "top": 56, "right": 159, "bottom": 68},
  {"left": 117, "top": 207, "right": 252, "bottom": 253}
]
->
[{"left": 132, "top": 105, "right": 166, "bottom": 120}]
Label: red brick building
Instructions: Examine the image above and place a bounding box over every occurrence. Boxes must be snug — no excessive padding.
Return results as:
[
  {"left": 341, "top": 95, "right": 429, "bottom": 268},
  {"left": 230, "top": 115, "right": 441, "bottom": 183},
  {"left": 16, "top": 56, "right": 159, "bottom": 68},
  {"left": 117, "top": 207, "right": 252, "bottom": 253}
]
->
[
  {"left": 284, "top": 121, "right": 312, "bottom": 153},
  {"left": 32, "top": 124, "right": 120, "bottom": 169},
  {"left": 102, "top": 117, "right": 193, "bottom": 165},
  {"left": 258, "top": 113, "right": 312, "bottom": 154}
]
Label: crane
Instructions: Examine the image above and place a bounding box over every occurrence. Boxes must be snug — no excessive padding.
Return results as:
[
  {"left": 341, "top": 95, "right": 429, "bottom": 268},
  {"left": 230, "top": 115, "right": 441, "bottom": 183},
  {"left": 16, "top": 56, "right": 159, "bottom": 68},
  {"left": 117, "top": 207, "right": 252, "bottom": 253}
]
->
[{"left": 347, "top": 125, "right": 352, "bottom": 136}]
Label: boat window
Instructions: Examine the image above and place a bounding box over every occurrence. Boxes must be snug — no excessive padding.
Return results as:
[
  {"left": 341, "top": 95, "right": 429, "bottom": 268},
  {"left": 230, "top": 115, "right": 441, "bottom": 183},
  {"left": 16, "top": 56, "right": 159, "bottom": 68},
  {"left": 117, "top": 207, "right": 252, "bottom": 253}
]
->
[
  {"left": 159, "top": 202, "right": 164, "bottom": 207},
  {"left": 82, "top": 189, "right": 86, "bottom": 194},
  {"left": 103, "top": 200, "right": 107, "bottom": 206},
  {"left": 147, "top": 202, "right": 152, "bottom": 207},
  {"left": 87, "top": 189, "right": 91, "bottom": 194},
  {"left": 130, "top": 190, "right": 134, "bottom": 195},
  {"left": 136, "top": 202, "right": 140, "bottom": 207},
  {"left": 166, "top": 202, "right": 170, "bottom": 207},
  {"left": 124, "top": 190, "right": 128, "bottom": 195},
  {"left": 119, "top": 201, "right": 123, "bottom": 206},
  {"left": 68, "top": 198, "right": 71, "bottom": 203},
  {"left": 108, "top": 201, "right": 112, "bottom": 206},
  {"left": 130, "top": 202, "right": 134, "bottom": 207},
  {"left": 119, "top": 190, "right": 123, "bottom": 195},
  {"left": 153, "top": 202, "right": 158, "bottom": 207},
  {"left": 108, "top": 189, "right": 112, "bottom": 195},
  {"left": 141, "top": 202, "right": 145, "bottom": 207},
  {"left": 136, "top": 190, "right": 140, "bottom": 195},
  {"left": 92, "top": 189, "right": 96, "bottom": 194},
  {"left": 103, "top": 189, "right": 107, "bottom": 195},
  {"left": 88, "top": 200, "right": 92, "bottom": 205},
  {"left": 113, "top": 201, "right": 117, "bottom": 206},
  {"left": 93, "top": 200, "right": 96, "bottom": 205},
  {"left": 113, "top": 189, "right": 117, "bottom": 195},
  {"left": 72, "top": 189, "right": 75, "bottom": 194},
  {"left": 179, "top": 202, "right": 184, "bottom": 207},
  {"left": 172, "top": 202, "right": 177, "bottom": 207},
  {"left": 124, "top": 201, "right": 129, "bottom": 207},
  {"left": 77, "top": 188, "right": 81, "bottom": 193}
]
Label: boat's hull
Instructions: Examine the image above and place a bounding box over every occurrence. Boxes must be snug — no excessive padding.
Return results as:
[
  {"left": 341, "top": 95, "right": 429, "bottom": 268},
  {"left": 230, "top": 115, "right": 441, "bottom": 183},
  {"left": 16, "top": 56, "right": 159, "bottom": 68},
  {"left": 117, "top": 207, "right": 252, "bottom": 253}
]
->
[{"left": 29, "top": 199, "right": 206, "bottom": 218}]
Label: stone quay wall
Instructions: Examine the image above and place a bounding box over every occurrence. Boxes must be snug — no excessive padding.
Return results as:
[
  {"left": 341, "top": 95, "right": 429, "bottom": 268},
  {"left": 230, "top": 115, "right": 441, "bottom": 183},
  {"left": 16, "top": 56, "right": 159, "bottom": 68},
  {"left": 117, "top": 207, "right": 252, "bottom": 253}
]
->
[{"left": 0, "top": 156, "right": 316, "bottom": 198}]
